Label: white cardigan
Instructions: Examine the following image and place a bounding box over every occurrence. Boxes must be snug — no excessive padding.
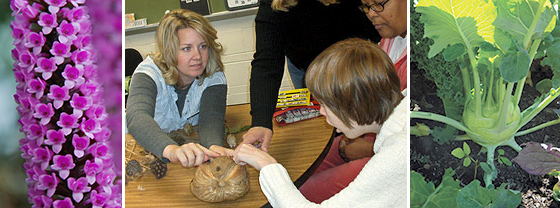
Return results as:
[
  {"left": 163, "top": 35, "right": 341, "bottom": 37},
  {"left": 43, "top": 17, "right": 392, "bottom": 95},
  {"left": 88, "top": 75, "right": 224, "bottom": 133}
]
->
[{"left": 259, "top": 94, "right": 409, "bottom": 208}]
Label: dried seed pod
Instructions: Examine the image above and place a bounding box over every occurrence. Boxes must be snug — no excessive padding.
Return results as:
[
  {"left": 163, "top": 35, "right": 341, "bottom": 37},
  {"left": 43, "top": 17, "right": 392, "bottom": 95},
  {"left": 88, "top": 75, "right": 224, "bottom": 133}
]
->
[
  {"left": 190, "top": 156, "right": 249, "bottom": 202},
  {"left": 126, "top": 160, "right": 143, "bottom": 178},
  {"left": 150, "top": 159, "right": 167, "bottom": 179},
  {"left": 226, "top": 134, "right": 237, "bottom": 148}
]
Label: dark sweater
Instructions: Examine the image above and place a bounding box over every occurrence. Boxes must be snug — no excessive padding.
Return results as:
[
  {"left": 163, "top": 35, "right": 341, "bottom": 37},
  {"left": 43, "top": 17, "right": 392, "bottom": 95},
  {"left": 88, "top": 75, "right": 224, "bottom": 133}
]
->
[
  {"left": 250, "top": 0, "right": 381, "bottom": 130},
  {"left": 126, "top": 73, "right": 226, "bottom": 161}
]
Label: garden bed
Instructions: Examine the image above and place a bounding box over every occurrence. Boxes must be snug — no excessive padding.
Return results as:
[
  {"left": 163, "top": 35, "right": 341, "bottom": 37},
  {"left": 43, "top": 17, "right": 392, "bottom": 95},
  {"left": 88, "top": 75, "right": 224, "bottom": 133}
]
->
[{"left": 410, "top": 60, "right": 560, "bottom": 207}]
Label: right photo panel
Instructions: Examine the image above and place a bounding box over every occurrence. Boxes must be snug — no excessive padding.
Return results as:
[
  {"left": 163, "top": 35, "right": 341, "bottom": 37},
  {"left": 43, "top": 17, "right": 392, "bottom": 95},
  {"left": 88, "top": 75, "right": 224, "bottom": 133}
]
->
[{"left": 410, "top": 0, "right": 560, "bottom": 207}]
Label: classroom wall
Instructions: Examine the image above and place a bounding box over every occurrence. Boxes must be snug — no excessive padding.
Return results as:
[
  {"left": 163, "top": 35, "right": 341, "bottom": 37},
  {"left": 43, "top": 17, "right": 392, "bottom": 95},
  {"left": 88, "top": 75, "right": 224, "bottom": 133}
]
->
[{"left": 125, "top": 14, "right": 294, "bottom": 105}]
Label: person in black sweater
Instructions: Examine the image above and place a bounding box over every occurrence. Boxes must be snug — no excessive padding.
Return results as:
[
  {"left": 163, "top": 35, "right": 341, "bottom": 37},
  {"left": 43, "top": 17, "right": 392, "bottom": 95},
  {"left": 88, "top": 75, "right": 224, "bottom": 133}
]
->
[{"left": 242, "top": 0, "right": 381, "bottom": 151}]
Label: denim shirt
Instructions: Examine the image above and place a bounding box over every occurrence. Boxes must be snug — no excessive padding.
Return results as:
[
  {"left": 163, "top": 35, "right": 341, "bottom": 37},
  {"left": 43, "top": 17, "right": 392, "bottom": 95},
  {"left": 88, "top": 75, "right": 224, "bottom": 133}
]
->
[{"left": 132, "top": 56, "right": 226, "bottom": 133}]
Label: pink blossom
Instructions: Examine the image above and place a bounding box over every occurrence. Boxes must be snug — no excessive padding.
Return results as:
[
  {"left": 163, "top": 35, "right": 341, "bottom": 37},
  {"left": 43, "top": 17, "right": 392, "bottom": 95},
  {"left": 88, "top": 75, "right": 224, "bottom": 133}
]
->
[
  {"left": 73, "top": 35, "right": 91, "bottom": 49},
  {"left": 71, "top": 50, "right": 91, "bottom": 67},
  {"left": 67, "top": 177, "right": 91, "bottom": 202},
  {"left": 35, "top": 57, "right": 57, "bottom": 80},
  {"left": 57, "top": 20, "right": 80, "bottom": 44},
  {"left": 47, "top": 85, "right": 70, "bottom": 109},
  {"left": 93, "top": 127, "right": 111, "bottom": 143},
  {"left": 70, "top": 93, "right": 92, "bottom": 117},
  {"left": 69, "top": 0, "right": 86, "bottom": 7},
  {"left": 37, "top": 173, "right": 59, "bottom": 197},
  {"left": 81, "top": 118, "right": 101, "bottom": 139},
  {"left": 26, "top": 124, "right": 46, "bottom": 145},
  {"left": 37, "top": 12, "right": 58, "bottom": 35},
  {"left": 95, "top": 169, "right": 116, "bottom": 194},
  {"left": 10, "top": 24, "right": 26, "bottom": 45},
  {"left": 24, "top": 32, "right": 46, "bottom": 55},
  {"left": 71, "top": 134, "right": 90, "bottom": 158},
  {"left": 49, "top": 41, "right": 71, "bottom": 65},
  {"left": 25, "top": 78, "right": 46, "bottom": 98},
  {"left": 53, "top": 197, "right": 74, "bottom": 208},
  {"left": 84, "top": 160, "right": 102, "bottom": 184},
  {"left": 22, "top": 3, "right": 40, "bottom": 20},
  {"left": 45, "top": 129, "right": 67, "bottom": 153},
  {"left": 10, "top": 0, "right": 29, "bottom": 16},
  {"left": 90, "top": 190, "right": 109, "bottom": 208},
  {"left": 51, "top": 154, "right": 76, "bottom": 180},
  {"left": 32, "top": 195, "right": 53, "bottom": 208},
  {"left": 33, "top": 103, "right": 55, "bottom": 125},
  {"left": 44, "top": 0, "right": 68, "bottom": 14},
  {"left": 66, "top": 7, "right": 86, "bottom": 22},
  {"left": 31, "top": 146, "right": 53, "bottom": 170},
  {"left": 56, "top": 112, "right": 79, "bottom": 135},
  {"left": 17, "top": 50, "right": 36, "bottom": 72},
  {"left": 79, "top": 81, "right": 99, "bottom": 96},
  {"left": 61, "top": 65, "right": 85, "bottom": 89}
]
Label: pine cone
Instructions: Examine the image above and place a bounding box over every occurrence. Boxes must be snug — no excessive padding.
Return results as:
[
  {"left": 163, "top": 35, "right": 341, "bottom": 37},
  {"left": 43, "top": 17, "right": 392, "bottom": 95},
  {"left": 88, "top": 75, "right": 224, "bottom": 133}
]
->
[{"left": 150, "top": 159, "right": 167, "bottom": 179}]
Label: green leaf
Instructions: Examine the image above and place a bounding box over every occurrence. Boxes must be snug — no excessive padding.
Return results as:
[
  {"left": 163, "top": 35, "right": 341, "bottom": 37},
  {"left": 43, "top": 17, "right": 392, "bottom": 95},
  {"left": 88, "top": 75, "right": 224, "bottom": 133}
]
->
[
  {"left": 452, "top": 147, "right": 466, "bottom": 159},
  {"left": 444, "top": 44, "right": 466, "bottom": 61},
  {"left": 411, "top": 122, "right": 432, "bottom": 136},
  {"left": 536, "top": 79, "right": 553, "bottom": 94},
  {"left": 480, "top": 162, "right": 492, "bottom": 173},
  {"left": 463, "top": 142, "right": 471, "bottom": 155},
  {"left": 497, "top": 149, "right": 505, "bottom": 155},
  {"left": 488, "top": 183, "right": 522, "bottom": 207},
  {"left": 493, "top": 0, "right": 556, "bottom": 42},
  {"left": 457, "top": 180, "right": 494, "bottom": 208},
  {"left": 411, "top": 169, "right": 461, "bottom": 208},
  {"left": 416, "top": 0, "right": 497, "bottom": 58},
  {"left": 501, "top": 156, "right": 512, "bottom": 166},
  {"left": 464, "top": 157, "right": 473, "bottom": 167},
  {"left": 499, "top": 41, "right": 531, "bottom": 82}
]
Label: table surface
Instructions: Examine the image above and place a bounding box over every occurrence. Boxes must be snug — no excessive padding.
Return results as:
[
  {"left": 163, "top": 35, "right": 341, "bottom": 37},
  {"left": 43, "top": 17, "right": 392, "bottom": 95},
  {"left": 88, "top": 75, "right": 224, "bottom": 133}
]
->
[{"left": 124, "top": 104, "right": 333, "bottom": 207}]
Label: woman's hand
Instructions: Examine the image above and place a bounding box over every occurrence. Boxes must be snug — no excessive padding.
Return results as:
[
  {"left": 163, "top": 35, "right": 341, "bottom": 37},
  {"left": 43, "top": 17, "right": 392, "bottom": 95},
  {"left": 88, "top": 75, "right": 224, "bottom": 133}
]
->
[
  {"left": 241, "top": 127, "right": 273, "bottom": 152},
  {"left": 209, "top": 145, "right": 234, "bottom": 157},
  {"left": 163, "top": 143, "right": 221, "bottom": 168},
  {"left": 339, "top": 136, "right": 374, "bottom": 161},
  {"left": 232, "top": 144, "right": 277, "bottom": 171}
]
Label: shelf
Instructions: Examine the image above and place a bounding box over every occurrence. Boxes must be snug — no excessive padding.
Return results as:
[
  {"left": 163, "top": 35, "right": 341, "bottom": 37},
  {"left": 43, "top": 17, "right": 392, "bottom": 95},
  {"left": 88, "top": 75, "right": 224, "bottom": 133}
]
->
[{"left": 125, "top": 7, "right": 258, "bottom": 36}]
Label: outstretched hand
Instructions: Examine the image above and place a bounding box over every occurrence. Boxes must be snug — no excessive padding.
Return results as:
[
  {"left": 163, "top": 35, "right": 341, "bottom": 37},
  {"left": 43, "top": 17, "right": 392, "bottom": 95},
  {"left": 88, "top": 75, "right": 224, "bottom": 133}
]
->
[
  {"left": 163, "top": 143, "right": 221, "bottom": 168},
  {"left": 232, "top": 144, "right": 277, "bottom": 171},
  {"left": 241, "top": 126, "right": 273, "bottom": 152}
]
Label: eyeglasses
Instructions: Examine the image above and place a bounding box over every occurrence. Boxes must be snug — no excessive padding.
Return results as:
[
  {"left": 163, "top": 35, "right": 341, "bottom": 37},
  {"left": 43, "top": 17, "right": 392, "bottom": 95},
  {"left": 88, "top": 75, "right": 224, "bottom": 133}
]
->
[{"left": 359, "top": 0, "right": 390, "bottom": 13}]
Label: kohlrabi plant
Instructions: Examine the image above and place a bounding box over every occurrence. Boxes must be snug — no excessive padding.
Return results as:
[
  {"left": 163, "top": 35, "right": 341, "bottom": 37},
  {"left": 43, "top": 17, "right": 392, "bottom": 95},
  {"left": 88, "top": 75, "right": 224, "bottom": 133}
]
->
[{"left": 413, "top": 0, "right": 560, "bottom": 187}]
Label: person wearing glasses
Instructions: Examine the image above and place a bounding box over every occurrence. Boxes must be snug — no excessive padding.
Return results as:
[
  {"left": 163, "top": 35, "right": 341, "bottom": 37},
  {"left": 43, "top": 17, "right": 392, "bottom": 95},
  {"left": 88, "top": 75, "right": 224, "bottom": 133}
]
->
[
  {"left": 241, "top": 0, "right": 380, "bottom": 153},
  {"left": 233, "top": 38, "right": 408, "bottom": 207}
]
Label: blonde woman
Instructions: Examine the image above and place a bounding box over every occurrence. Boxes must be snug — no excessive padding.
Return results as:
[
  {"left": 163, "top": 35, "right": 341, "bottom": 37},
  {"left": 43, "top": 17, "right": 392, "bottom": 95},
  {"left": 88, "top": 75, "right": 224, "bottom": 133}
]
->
[
  {"left": 234, "top": 38, "right": 407, "bottom": 207},
  {"left": 126, "top": 9, "right": 231, "bottom": 168}
]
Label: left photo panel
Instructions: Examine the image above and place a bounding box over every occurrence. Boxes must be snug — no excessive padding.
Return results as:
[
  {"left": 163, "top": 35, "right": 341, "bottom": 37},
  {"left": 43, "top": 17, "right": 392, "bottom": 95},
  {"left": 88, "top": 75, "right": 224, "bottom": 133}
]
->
[{"left": 0, "top": 0, "right": 122, "bottom": 207}]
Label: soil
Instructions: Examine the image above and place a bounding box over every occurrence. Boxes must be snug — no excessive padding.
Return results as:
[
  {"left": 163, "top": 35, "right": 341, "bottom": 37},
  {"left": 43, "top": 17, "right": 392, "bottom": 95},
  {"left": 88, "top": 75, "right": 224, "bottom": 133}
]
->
[{"left": 410, "top": 60, "right": 560, "bottom": 207}]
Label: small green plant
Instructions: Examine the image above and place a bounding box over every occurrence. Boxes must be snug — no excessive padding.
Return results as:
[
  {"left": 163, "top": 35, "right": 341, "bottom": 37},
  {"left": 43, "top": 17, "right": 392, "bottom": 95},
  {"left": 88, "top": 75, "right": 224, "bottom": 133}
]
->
[
  {"left": 413, "top": 0, "right": 560, "bottom": 187},
  {"left": 496, "top": 149, "right": 512, "bottom": 166}
]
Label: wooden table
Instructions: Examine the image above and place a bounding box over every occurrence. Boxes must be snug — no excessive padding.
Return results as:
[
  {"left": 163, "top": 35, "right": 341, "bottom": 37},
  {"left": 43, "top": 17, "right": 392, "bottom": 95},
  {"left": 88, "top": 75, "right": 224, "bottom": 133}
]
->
[{"left": 124, "top": 104, "right": 334, "bottom": 207}]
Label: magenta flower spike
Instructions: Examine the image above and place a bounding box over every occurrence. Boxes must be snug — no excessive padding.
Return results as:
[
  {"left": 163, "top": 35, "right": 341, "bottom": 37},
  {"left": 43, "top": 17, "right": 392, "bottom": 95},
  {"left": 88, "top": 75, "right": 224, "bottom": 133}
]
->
[{"left": 12, "top": 0, "right": 121, "bottom": 206}]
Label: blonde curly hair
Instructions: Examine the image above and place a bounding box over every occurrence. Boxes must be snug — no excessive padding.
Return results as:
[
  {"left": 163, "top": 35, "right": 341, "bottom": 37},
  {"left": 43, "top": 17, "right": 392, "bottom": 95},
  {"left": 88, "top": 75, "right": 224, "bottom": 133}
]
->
[{"left": 152, "top": 9, "right": 224, "bottom": 87}]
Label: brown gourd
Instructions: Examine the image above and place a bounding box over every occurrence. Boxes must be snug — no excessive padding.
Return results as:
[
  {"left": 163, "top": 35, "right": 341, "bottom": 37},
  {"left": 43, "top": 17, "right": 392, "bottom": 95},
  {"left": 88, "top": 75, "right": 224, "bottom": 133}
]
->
[{"left": 190, "top": 156, "right": 250, "bottom": 202}]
